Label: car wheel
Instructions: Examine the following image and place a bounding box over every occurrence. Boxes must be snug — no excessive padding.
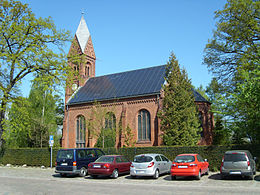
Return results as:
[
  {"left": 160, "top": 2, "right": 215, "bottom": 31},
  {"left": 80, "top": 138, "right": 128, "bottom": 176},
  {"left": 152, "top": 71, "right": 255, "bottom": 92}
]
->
[
  {"left": 196, "top": 171, "right": 201, "bottom": 180},
  {"left": 171, "top": 175, "right": 176, "bottom": 180},
  {"left": 130, "top": 175, "right": 136, "bottom": 179},
  {"left": 111, "top": 169, "right": 119, "bottom": 179},
  {"left": 79, "top": 167, "right": 87, "bottom": 177},
  {"left": 60, "top": 173, "right": 67, "bottom": 177},
  {"left": 205, "top": 167, "right": 209, "bottom": 175},
  {"left": 91, "top": 175, "right": 98, "bottom": 179},
  {"left": 248, "top": 174, "right": 254, "bottom": 180},
  {"left": 153, "top": 169, "right": 159, "bottom": 179},
  {"left": 220, "top": 173, "right": 225, "bottom": 180}
]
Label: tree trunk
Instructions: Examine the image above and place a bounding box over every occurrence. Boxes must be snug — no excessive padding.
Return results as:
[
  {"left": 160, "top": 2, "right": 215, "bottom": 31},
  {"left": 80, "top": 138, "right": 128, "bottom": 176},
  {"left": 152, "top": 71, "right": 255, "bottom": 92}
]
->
[{"left": 0, "top": 101, "right": 7, "bottom": 149}]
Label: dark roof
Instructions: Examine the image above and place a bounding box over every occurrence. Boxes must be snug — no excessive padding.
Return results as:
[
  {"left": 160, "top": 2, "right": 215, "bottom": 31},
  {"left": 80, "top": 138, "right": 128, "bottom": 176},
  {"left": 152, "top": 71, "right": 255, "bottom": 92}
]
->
[
  {"left": 68, "top": 65, "right": 166, "bottom": 105},
  {"left": 68, "top": 65, "right": 209, "bottom": 105},
  {"left": 192, "top": 88, "right": 209, "bottom": 103}
]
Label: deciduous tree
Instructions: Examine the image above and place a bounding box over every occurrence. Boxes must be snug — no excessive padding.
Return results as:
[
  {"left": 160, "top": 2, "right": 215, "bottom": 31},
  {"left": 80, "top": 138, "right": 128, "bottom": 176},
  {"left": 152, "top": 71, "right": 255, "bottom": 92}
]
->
[
  {"left": 204, "top": 0, "right": 260, "bottom": 144},
  {"left": 204, "top": 0, "right": 259, "bottom": 88},
  {"left": 0, "top": 0, "right": 71, "bottom": 147}
]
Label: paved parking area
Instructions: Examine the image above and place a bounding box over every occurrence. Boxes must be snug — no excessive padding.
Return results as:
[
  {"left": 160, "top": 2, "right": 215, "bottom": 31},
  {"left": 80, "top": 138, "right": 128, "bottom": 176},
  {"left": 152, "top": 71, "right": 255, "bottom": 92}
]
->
[{"left": 0, "top": 166, "right": 260, "bottom": 194}]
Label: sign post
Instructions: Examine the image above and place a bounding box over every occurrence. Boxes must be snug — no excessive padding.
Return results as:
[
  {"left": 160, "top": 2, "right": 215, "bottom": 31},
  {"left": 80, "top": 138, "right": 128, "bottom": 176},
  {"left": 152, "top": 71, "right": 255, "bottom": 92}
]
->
[{"left": 49, "top": 135, "right": 54, "bottom": 168}]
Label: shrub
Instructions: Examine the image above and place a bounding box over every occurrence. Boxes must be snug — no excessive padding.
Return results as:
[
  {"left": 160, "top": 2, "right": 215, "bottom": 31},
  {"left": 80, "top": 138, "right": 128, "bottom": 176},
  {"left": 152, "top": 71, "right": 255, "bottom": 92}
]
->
[{"left": 0, "top": 145, "right": 259, "bottom": 171}]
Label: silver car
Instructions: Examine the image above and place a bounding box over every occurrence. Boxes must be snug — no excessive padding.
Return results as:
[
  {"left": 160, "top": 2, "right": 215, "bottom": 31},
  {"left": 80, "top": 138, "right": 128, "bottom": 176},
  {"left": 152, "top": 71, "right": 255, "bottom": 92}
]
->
[
  {"left": 130, "top": 153, "right": 172, "bottom": 179},
  {"left": 220, "top": 150, "right": 257, "bottom": 180}
]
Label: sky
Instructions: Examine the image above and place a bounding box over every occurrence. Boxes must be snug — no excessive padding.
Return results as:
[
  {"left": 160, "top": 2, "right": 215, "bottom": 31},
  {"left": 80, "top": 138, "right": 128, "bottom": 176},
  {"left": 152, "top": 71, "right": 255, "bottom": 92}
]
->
[{"left": 20, "top": 0, "right": 227, "bottom": 97}]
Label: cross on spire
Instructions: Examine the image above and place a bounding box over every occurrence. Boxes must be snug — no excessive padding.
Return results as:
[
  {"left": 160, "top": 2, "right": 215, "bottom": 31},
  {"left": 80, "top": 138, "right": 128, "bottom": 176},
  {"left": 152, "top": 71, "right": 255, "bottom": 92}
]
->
[{"left": 81, "top": 9, "right": 86, "bottom": 16}]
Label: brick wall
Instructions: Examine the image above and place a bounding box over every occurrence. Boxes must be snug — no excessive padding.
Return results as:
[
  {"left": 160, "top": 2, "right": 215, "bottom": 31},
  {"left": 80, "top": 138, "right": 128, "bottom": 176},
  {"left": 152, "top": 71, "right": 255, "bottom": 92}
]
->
[{"left": 62, "top": 95, "right": 213, "bottom": 148}]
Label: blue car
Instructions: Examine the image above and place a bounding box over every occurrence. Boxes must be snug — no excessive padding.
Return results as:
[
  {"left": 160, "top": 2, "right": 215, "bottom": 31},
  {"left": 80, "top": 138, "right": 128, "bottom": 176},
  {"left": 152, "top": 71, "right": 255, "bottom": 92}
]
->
[{"left": 55, "top": 148, "right": 105, "bottom": 177}]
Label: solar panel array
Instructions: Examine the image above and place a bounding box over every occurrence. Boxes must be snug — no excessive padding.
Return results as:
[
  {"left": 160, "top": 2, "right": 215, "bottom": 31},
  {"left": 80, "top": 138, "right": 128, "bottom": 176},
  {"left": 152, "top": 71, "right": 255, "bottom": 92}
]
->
[
  {"left": 68, "top": 64, "right": 209, "bottom": 105},
  {"left": 68, "top": 65, "right": 166, "bottom": 105}
]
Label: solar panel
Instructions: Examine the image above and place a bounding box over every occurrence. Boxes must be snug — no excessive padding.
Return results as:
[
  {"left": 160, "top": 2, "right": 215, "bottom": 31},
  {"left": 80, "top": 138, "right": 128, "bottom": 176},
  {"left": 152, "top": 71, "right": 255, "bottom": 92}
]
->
[
  {"left": 68, "top": 65, "right": 166, "bottom": 105},
  {"left": 68, "top": 65, "right": 209, "bottom": 105}
]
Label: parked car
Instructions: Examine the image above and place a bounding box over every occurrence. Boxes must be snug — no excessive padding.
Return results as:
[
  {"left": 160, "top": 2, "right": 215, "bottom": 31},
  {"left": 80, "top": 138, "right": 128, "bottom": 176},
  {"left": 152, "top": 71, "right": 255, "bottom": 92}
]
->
[
  {"left": 55, "top": 148, "right": 105, "bottom": 177},
  {"left": 88, "top": 155, "right": 131, "bottom": 179},
  {"left": 170, "top": 154, "right": 209, "bottom": 180},
  {"left": 130, "top": 154, "right": 172, "bottom": 179},
  {"left": 220, "top": 150, "right": 257, "bottom": 180}
]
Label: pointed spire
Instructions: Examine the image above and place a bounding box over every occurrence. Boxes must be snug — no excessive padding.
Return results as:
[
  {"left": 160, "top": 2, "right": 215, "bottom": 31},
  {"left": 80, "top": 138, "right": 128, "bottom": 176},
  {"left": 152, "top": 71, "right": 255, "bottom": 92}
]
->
[{"left": 76, "top": 16, "right": 90, "bottom": 53}]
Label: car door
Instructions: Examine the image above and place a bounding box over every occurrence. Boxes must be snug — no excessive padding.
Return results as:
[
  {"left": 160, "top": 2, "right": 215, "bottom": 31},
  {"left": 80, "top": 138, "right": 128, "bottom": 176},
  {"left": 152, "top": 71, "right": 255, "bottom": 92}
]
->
[
  {"left": 155, "top": 155, "right": 163, "bottom": 173},
  {"left": 120, "top": 156, "right": 131, "bottom": 173},
  {"left": 160, "top": 155, "right": 171, "bottom": 174},
  {"left": 197, "top": 155, "right": 207, "bottom": 174},
  {"left": 76, "top": 149, "right": 87, "bottom": 171},
  {"left": 115, "top": 156, "right": 123, "bottom": 173},
  {"left": 84, "top": 149, "right": 97, "bottom": 167}
]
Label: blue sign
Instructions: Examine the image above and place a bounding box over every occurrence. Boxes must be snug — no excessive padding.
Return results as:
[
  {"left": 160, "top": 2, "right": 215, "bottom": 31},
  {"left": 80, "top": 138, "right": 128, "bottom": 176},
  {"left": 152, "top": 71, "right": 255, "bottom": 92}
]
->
[{"left": 49, "top": 135, "right": 54, "bottom": 141}]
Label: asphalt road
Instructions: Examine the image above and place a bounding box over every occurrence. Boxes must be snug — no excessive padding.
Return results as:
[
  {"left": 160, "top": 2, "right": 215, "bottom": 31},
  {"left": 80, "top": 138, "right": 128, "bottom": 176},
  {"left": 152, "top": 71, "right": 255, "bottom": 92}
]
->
[{"left": 0, "top": 166, "right": 260, "bottom": 195}]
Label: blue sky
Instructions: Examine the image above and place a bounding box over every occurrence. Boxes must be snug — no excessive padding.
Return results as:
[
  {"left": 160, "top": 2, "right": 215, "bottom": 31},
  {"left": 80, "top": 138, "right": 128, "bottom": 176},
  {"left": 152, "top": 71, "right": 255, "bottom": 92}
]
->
[{"left": 20, "top": 0, "right": 227, "bottom": 97}]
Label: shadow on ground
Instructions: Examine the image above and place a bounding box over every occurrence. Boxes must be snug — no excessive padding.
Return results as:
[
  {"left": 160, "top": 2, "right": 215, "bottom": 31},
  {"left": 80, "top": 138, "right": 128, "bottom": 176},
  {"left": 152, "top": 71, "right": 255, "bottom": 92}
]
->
[
  {"left": 209, "top": 173, "right": 258, "bottom": 181},
  {"left": 163, "top": 175, "right": 201, "bottom": 181},
  {"left": 52, "top": 173, "right": 81, "bottom": 178},
  {"left": 254, "top": 175, "right": 260, "bottom": 181}
]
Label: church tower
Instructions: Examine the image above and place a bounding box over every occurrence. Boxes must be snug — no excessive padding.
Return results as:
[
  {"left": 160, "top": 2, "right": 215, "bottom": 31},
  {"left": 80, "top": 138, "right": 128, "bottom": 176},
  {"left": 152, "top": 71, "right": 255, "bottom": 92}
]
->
[{"left": 65, "top": 16, "right": 96, "bottom": 103}]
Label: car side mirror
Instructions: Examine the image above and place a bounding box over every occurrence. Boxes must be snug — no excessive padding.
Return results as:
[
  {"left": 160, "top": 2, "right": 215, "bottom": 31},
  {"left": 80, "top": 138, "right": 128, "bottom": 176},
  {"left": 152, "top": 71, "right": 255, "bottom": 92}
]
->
[{"left": 204, "top": 159, "right": 208, "bottom": 162}]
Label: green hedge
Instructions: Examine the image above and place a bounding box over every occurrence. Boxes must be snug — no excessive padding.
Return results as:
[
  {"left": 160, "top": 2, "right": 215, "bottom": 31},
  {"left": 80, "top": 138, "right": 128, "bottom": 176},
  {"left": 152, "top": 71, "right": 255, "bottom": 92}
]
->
[
  {"left": 0, "top": 145, "right": 259, "bottom": 171},
  {"left": 102, "top": 145, "right": 260, "bottom": 172},
  {"left": 0, "top": 148, "right": 59, "bottom": 167}
]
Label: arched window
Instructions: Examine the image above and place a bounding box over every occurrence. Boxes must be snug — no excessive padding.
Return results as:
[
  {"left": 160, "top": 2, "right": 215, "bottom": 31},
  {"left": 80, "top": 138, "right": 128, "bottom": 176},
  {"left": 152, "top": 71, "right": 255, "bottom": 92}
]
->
[
  {"left": 105, "top": 112, "right": 116, "bottom": 130},
  {"left": 138, "top": 110, "right": 151, "bottom": 141},
  {"left": 85, "top": 62, "right": 91, "bottom": 77},
  {"left": 198, "top": 112, "right": 204, "bottom": 137},
  {"left": 76, "top": 115, "right": 86, "bottom": 148}
]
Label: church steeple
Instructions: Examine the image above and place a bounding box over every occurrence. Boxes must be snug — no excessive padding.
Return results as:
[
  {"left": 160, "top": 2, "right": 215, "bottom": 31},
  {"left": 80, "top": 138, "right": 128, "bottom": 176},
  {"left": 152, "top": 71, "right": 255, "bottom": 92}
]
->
[
  {"left": 76, "top": 16, "right": 90, "bottom": 53},
  {"left": 65, "top": 16, "right": 96, "bottom": 103}
]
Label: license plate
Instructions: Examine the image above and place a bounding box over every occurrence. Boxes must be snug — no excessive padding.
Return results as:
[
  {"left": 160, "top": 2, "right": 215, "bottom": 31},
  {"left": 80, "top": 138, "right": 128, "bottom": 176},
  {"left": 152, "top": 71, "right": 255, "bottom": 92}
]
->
[
  {"left": 230, "top": 171, "right": 241, "bottom": 175},
  {"left": 178, "top": 166, "right": 188, "bottom": 168},
  {"left": 61, "top": 163, "right": 68, "bottom": 166},
  {"left": 136, "top": 170, "right": 145, "bottom": 174},
  {"left": 93, "top": 165, "right": 101, "bottom": 168}
]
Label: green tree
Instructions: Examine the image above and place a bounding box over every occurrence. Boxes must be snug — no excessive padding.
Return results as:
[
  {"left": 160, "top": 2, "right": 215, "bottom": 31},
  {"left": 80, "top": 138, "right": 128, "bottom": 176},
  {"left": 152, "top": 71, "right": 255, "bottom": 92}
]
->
[
  {"left": 123, "top": 125, "right": 135, "bottom": 147},
  {"left": 204, "top": 0, "right": 259, "bottom": 88},
  {"left": 212, "top": 115, "right": 231, "bottom": 145},
  {"left": 28, "top": 81, "right": 60, "bottom": 148},
  {"left": 0, "top": 0, "right": 71, "bottom": 148},
  {"left": 3, "top": 97, "right": 31, "bottom": 148},
  {"left": 158, "top": 53, "right": 201, "bottom": 146},
  {"left": 204, "top": 0, "right": 260, "bottom": 144},
  {"left": 88, "top": 102, "right": 117, "bottom": 148},
  {"left": 228, "top": 70, "right": 260, "bottom": 144}
]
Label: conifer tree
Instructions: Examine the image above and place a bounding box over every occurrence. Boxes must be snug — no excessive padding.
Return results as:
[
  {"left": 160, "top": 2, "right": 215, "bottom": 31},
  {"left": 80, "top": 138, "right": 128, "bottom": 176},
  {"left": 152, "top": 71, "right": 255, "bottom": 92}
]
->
[{"left": 158, "top": 53, "right": 201, "bottom": 146}]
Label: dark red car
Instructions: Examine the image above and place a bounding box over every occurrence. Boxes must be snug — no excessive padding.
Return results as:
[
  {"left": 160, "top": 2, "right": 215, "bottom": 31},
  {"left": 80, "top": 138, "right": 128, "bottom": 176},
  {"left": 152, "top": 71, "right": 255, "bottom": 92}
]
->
[{"left": 88, "top": 155, "right": 131, "bottom": 179}]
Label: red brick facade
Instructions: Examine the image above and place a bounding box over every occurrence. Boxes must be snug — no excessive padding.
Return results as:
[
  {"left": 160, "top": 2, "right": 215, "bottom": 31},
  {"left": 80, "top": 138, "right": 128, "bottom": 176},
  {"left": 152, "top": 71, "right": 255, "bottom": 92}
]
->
[
  {"left": 62, "top": 17, "right": 214, "bottom": 148},
  {"left": 62, "top": 96, "right": 213, "bottom": 148}
]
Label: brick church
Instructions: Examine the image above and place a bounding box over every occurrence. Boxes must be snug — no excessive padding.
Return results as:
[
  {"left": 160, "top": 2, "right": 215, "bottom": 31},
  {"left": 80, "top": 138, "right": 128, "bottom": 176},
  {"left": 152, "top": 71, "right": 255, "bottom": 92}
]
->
[{"left": 62, "top": 16, "right": 214, "bottom": 148}]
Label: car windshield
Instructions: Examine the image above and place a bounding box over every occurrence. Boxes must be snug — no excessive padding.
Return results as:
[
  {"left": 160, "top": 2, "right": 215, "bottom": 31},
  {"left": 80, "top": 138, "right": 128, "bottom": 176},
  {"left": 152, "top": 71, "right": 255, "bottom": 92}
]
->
[
  {"left": 224, "top": 153, "right": 247, "bottom": 162},
  {"left": 134, "top": 156, "right": 153, "bottom": 163},
  {"left": 57, "top": 150, "right": 73, "bottom": 160},
  {"left": 95, "top": 156, "right": 114, "bottom": 163},
  {"left": 174, "top": 155, "right": 195, "bottom": 163}
]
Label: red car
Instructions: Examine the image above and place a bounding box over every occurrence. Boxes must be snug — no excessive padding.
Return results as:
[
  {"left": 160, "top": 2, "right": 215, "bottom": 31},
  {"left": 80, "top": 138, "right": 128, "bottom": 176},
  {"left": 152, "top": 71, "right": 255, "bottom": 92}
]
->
[
  {"left": 88, "top": 155, "right": 131, "bottom": 179},
  {"left": 171, "top": 154, "right": 209, "bottom": 180}
]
